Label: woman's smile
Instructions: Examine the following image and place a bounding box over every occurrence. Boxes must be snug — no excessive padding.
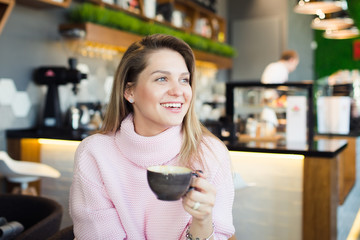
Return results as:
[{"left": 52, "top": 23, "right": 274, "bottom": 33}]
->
[{"left": 160, "top": 102, "right": 183, "bottom": 113}]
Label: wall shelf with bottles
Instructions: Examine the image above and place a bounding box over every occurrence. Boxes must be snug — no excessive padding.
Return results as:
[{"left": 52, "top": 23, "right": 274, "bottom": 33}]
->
[
  {"left": 0, "top": 0, "right": 14, "bottom": 35},
  {"left": 170, "top": 0, "right": 226, "bottom": 42},
  {"left": 87, "top": 0, "right": 146, "bottom": 19},
  {"left": 58, "top": 22, "right": 233, "bottom": 69},
  {"left": 16, "top": 0, "right": 72, "bottom": 8},
  {"left": 86, "top": 0, "right": 226, "bottom": 42}
]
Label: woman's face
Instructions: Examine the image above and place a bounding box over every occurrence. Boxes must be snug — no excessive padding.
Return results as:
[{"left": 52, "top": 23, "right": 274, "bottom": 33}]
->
[{"left": 126, "top": 49, "right": 192, "bottom": 136}]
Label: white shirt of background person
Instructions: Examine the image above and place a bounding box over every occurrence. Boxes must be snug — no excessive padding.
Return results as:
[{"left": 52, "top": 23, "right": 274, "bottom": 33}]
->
[
  {"left": 261, "top": 61, "right": 288, "bottom": 84},
  {"left": 261, "top": 50, "right": 299, "bottom": 84}
]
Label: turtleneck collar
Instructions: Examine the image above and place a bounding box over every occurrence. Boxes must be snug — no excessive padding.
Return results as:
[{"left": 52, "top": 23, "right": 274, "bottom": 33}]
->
[{"left": 115, "top": 114, "right": 183, "bottom": 168}]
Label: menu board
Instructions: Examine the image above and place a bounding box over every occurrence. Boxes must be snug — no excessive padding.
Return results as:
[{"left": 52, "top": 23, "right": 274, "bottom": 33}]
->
[{"left": 286, "top": 96, "right": 307, "bottom": 142}]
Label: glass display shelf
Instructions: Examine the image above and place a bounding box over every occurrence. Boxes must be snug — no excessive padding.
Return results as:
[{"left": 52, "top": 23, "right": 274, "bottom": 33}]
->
[{"left": 225, "top": 81, "right": 314, "bottom": 144}]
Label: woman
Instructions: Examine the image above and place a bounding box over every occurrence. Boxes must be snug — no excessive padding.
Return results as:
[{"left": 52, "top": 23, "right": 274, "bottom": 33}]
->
[{"left": 70, "top": 34, "right": 235, "bottom": 239}]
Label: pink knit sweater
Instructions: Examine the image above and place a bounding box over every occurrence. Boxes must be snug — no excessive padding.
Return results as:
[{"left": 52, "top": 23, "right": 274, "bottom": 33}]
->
[{"left": 70, "top": 115, "right": 235, "bottom": 239}]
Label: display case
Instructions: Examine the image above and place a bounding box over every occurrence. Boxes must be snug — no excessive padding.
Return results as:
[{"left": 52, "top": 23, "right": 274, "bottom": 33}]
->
[{"left": 225, "top": 81, "right": 314, "bottom": 144}]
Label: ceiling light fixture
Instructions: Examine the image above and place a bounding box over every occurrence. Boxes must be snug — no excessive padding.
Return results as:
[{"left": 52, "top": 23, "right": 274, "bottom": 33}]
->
[
  {"left": 311, "top": 17, "right": 354, "bottom": 30},
  {"left": 294, "top": 1, "right": 344, "bottom": 15},
  {"left": 323, "top": 27, "right": 360, "bottom": 39}
]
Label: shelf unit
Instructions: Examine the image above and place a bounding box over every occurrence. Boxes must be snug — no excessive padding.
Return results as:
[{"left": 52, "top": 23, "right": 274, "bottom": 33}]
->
[
  {"left": 16, "top": 0, "right": 72, "bottom": 8},
  {"left": 86, "top": 0, "right": 226, "bottom": 42},
  {"left": 169, "top": 0, "right": 226, "bottom": 42},
  {"left": 0, "top": 0, "right": 14, "bottom": 35},
  {"left": 58, "top": 22, "right": 233, "bottom": 69}
]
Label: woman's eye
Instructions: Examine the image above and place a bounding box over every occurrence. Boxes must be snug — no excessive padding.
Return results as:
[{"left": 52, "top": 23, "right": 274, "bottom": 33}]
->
[
  {"left": 156, "top": 77, "right": 166, "bottom": 82},
  {"left": 181, "top": 78, "right": 190, "bottom": 84}
]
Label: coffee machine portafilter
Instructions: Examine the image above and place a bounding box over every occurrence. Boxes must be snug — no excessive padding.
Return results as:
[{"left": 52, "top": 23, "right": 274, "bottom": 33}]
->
[{"left": 34, "top": 58, "right": 87, "bottom": 128}]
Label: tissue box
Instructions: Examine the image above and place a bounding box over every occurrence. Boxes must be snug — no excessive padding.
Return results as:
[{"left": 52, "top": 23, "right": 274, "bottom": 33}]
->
[{"left": 317, "top": 96, "right": 351, "bottom": 134}]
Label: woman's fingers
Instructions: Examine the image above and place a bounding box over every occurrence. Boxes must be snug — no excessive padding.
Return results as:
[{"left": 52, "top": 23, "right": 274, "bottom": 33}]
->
[
  {"left": 182, "top": 177, "right": 217, "bottom": 220},
  {"left": 190, "top": 177, "right": 216, "bottom": 197},
  {"left": 182, "top": 194, "right": 213, "bottom": 220}
]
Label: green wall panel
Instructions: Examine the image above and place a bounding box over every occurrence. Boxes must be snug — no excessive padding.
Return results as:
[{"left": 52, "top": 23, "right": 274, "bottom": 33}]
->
[
  {"left": 315, "top": 0, "right": 360, "bottom": 79},
  {"left": 315, "top": 30, "right": 360, "bottom": 79}
]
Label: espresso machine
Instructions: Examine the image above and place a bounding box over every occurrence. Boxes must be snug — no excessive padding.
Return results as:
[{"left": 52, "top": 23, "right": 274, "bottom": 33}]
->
[{"left": 34, "top": 58, "right": 87, "bottom": 128}]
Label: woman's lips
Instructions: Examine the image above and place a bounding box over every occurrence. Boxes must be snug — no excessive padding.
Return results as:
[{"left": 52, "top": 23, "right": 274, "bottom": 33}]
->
[
  {"left": 160, "top": 102, "right": 184, "bottom": 113},
  {"left": 160, "top": 103, "right": 182, "bottom": 109}
]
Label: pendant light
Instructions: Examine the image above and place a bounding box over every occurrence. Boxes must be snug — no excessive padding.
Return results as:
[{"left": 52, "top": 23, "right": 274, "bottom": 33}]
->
[
  {"left": 294, "top": 0, "right": 358, "bottom": 39},
  {"left": 311, "top": 17, "right": 354, "bottom": 30},
  {"left": 294, "top": 1, "right": 343, "bottom": 16},
  {"left": 323, "top": 27, "right": 359, "bottom": 39}
]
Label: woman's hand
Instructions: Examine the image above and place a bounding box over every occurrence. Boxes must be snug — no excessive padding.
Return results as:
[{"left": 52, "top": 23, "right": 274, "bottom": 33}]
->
[{"left": 182, "top": 171, "right": 217, "bottom": 223}]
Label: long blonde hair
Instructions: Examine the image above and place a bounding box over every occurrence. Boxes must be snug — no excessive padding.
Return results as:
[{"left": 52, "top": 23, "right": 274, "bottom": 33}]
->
[{"left": 101, "top": 34, "right": 214, "bottom": 168}]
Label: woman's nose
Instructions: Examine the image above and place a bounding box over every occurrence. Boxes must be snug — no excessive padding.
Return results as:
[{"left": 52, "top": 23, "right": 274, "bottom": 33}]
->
[{"left": 168, "top": 82, "right": 183, "bottom": 96}]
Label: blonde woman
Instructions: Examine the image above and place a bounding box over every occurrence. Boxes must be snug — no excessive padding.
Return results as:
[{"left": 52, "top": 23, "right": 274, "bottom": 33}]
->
[{"left": 70, "top": 34, "right": 235, "bottom": 239}]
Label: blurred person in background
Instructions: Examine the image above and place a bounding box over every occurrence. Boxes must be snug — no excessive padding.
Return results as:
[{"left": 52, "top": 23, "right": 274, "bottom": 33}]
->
[{"left": 261, "top": 50, "right": 299, "bottom": 84}]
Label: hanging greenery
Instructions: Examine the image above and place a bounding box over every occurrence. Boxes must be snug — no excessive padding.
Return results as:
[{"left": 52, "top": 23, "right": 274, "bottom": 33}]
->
[{"left": 67, "top": 3, "right": 236, "bottom": 58}]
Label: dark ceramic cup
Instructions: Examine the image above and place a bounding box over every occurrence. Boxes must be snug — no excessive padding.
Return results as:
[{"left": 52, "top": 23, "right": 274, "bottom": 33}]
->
[{"left": 147, "top": 165, "right": 193, "bottom": 201}]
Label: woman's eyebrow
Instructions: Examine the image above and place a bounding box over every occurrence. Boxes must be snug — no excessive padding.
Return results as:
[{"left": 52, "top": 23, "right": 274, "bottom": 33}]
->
[
  {"left": 151, "top": 70, "right": 190, "bottom": 76},
  {"left": 180, "top": 72, "right": 190, "bottom": 76},
  {"left": 151, "top": 70, "right": 170, "bottom": 75}
]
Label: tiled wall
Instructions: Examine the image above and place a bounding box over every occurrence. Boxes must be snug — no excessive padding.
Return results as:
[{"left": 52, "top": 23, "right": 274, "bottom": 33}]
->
[
  {"left": 0, "top": 79, "right": 42, "bottom": 147},
  {"left": 0, "top": 79, "right": 30, "bottom": 117}
]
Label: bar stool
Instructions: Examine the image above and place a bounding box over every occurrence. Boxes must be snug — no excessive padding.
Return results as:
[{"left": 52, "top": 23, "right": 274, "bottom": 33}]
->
[{"left": 0, "top": 151, "right": 61, "bottom": 195}]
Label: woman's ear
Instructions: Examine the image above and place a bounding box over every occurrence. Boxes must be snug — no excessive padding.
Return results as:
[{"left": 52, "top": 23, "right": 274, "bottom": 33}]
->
[{"left": 124, "top": 83, "right": 134, "bottom": 103}]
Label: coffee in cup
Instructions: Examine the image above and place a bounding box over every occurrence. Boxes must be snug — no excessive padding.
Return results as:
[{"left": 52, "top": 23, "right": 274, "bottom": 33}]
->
[{"left": 147, "top": 165, "right": 193, "bottom": 201}]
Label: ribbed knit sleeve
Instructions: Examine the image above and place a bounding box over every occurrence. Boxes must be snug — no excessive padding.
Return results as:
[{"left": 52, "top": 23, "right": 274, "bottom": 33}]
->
[
  {"left": 201, "top": 137, "right": 235, "bottom": 240},
  {"left": 70, "top": 136, "right": 126, "bottom": 240}
]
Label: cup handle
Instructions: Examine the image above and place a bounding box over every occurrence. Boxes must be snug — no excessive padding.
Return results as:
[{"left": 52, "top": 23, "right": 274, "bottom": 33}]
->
[
  {"left": 192, "top": 169, "right": 204, "bottom": 177},
  {"left": 188, "top": 170, "right": 203, "bottom": 192}
]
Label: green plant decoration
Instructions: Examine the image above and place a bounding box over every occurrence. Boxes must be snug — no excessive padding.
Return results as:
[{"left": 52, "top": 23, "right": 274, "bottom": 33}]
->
[
  {"left": 347, "top": 0, "right": 360, "bottom": 30},
  {"left": 314, "top": 0, "right": 360, "bottom": 79},
  {"left": 67, "top": 3, "right": 236, "bottom": 58},
  {"left": 315, "top": 30, "right": 360, "bottom": 79}
]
